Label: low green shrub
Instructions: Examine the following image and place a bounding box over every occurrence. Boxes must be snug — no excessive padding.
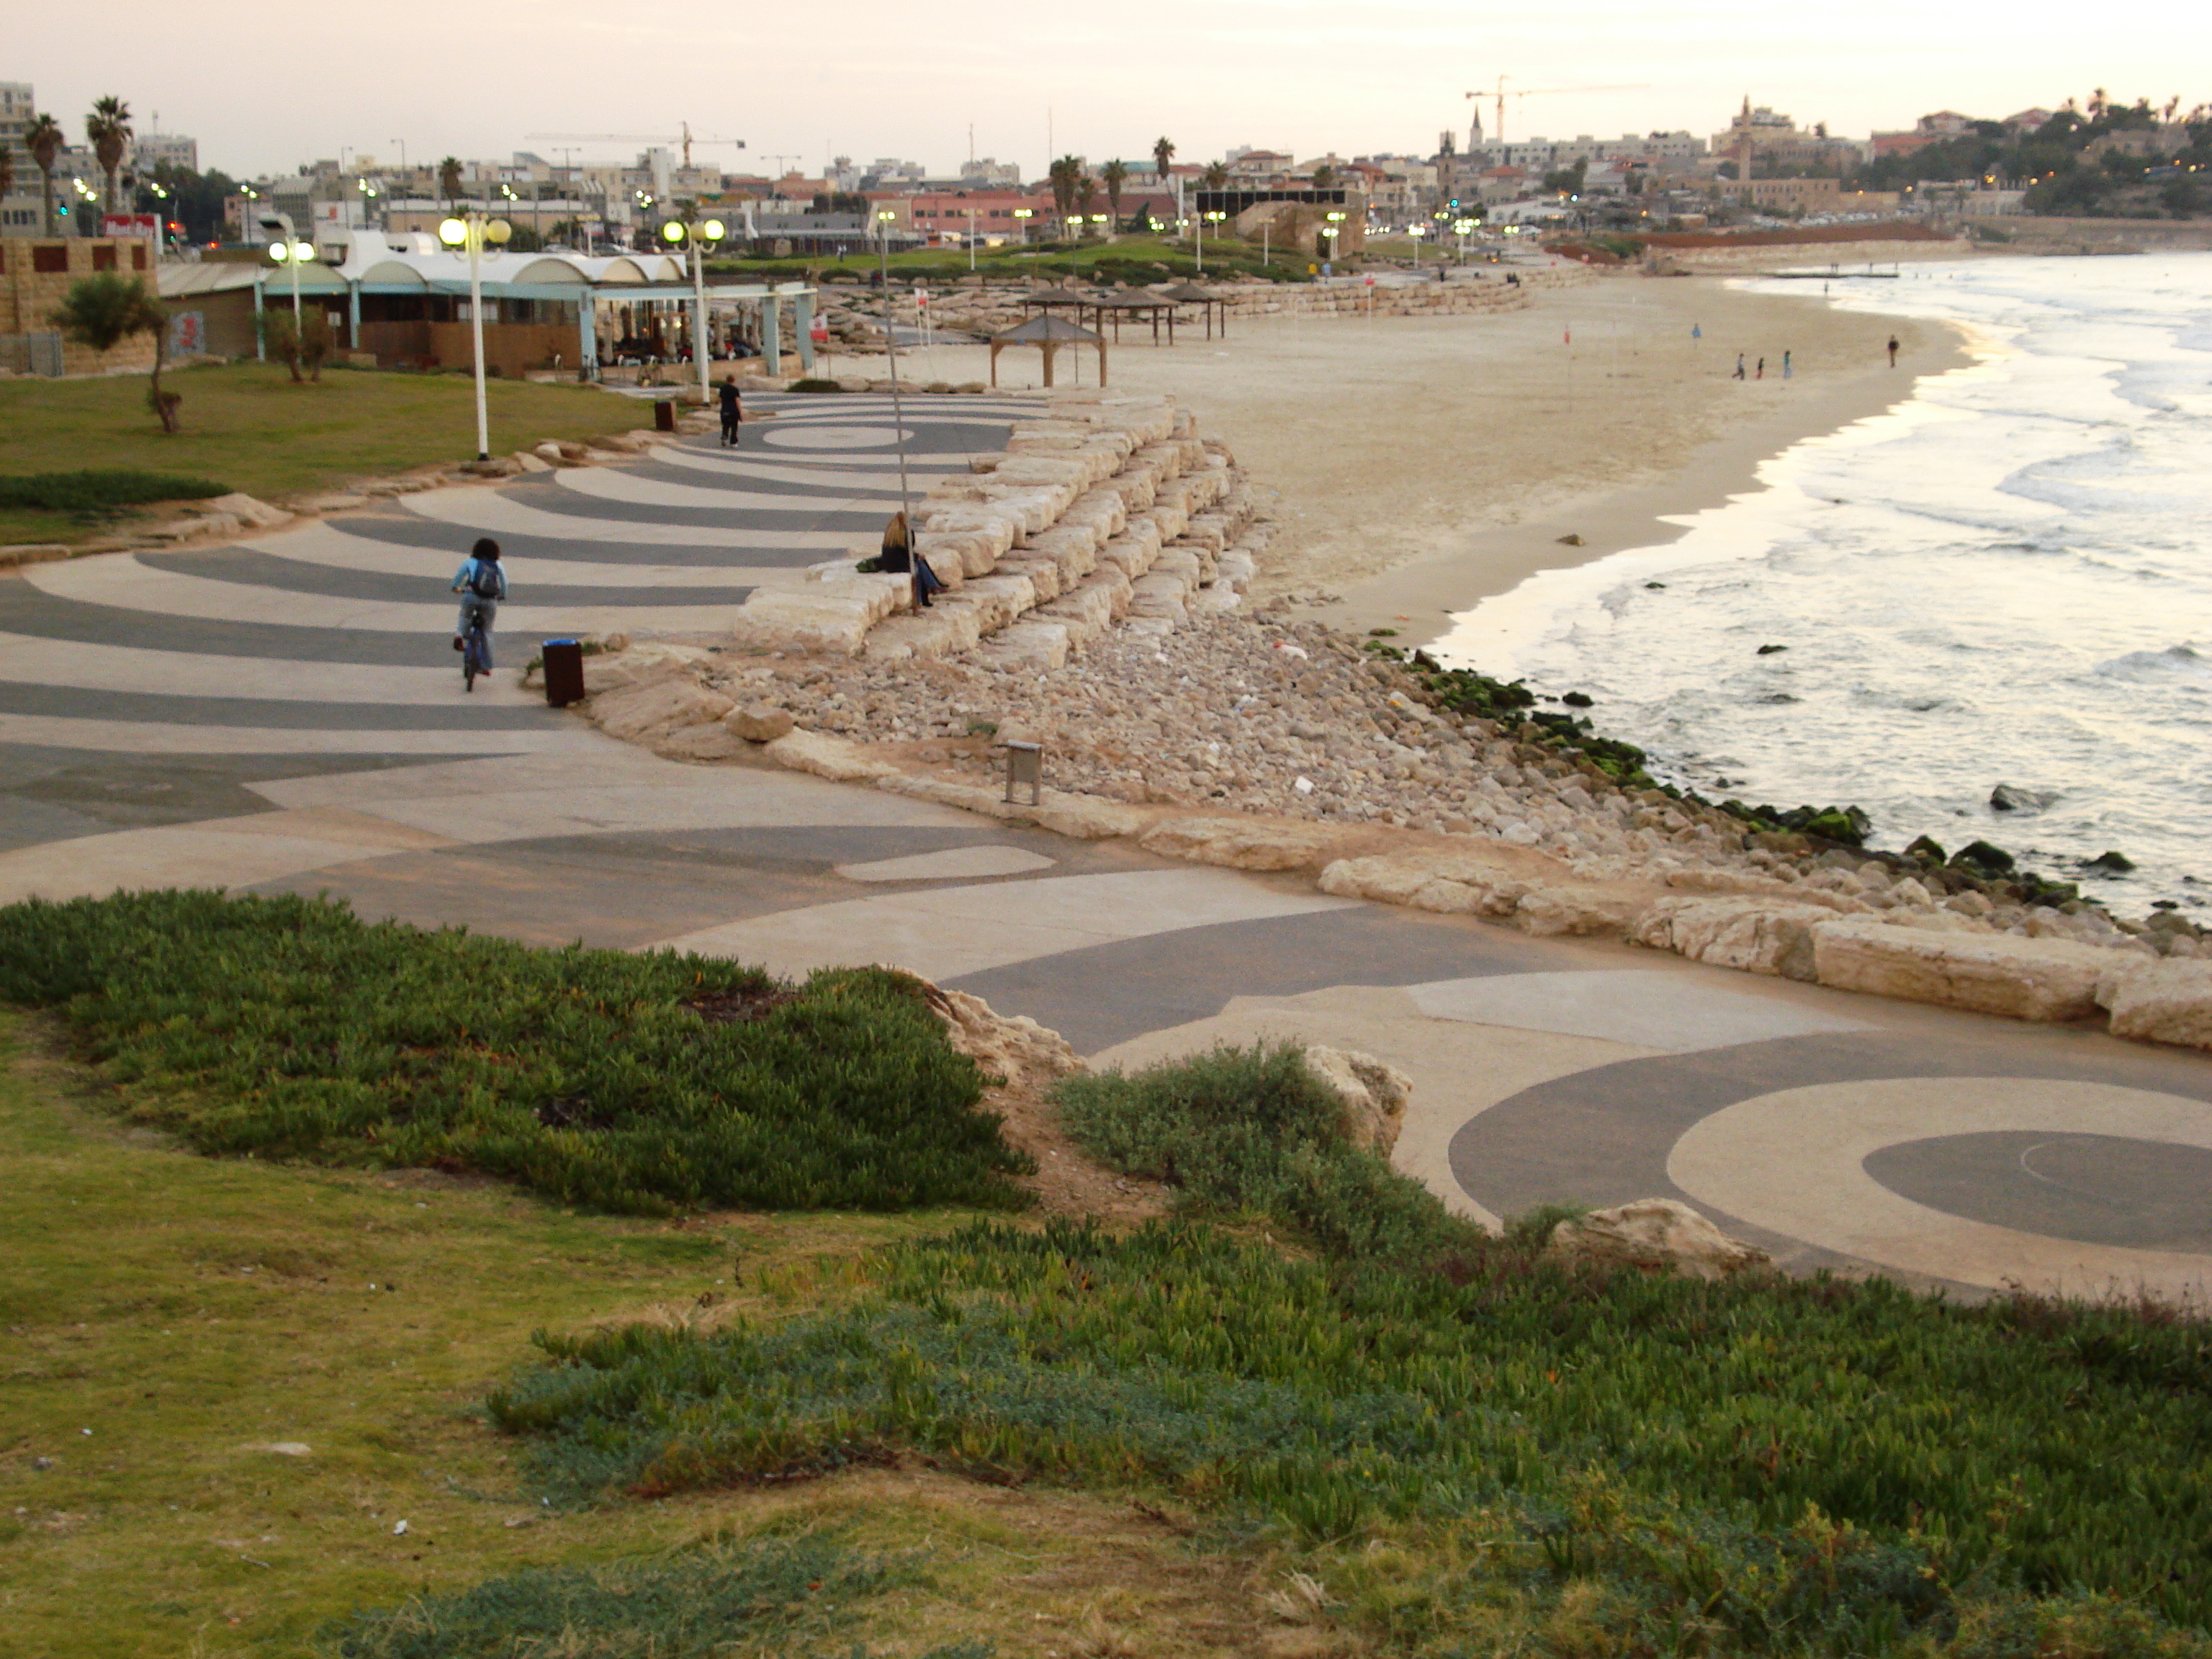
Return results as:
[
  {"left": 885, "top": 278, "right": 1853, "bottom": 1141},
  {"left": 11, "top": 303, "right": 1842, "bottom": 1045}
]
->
[
  {"left": 1051, "top": 1040, "right": 1485, "bottom": 1261},
  {"left": 487, "top": 1218, "right": 2212, "bottom": 1650},
  {"left": 0, "top": 468, "right": 230, "bottom": 517},
  {"left": 0, "top": 890, "right": 1031, "bottom": 1215},
  {"left": 787, "top": 377, "right": 844, "bottom": 393},
  {"left": 322, "top": 1530, "right": 987, "bottom": 1658}
]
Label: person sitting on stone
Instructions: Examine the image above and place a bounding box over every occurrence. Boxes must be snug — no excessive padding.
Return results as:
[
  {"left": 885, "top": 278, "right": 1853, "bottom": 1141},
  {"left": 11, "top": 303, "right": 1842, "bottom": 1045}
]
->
[{"left": 879, "top": 511, "right": 945, "bottom": 611}]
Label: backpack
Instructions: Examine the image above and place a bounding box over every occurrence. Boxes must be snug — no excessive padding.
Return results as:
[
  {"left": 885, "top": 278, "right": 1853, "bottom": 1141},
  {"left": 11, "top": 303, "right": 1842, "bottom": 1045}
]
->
[{"left": 468, "top": 559, "right": 502, "bottom": 599}]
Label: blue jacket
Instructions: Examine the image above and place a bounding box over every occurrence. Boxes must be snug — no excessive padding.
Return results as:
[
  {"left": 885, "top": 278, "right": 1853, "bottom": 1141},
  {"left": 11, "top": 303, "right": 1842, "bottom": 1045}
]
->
[{"left": 453, "top": 557, "right": 508, "bottom": 601}]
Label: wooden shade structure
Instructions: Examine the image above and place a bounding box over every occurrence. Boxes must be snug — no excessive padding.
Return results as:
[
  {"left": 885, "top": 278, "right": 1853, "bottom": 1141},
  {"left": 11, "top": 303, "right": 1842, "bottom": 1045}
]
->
[
  {"left": 989, "top": 313, "right": 1107, "bottom": 387},
  {"left": 1153, "top": 281, "right": 1229, "bottom": 338},
  {"left": 1084, "top": 287, "right": 1181, "bottom": 344}
]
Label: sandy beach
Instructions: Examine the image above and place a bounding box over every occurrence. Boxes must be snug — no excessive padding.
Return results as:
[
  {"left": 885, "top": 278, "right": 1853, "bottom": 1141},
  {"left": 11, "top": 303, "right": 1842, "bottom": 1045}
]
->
[{"left": 843, "top": 270, "right": 1968, "bottom": 647}]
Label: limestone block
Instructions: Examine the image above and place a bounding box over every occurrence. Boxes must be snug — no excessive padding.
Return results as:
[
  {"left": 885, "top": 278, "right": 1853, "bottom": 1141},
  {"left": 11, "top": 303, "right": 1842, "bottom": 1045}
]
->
[
  {"left": 1152, "top": 548, "right": 1206, "bottom": 590},
  {"left": 1037, "top": 580, "right": 1118, "bottom": 647},
  {"left": 1215, "top": 551, "right": 1257, "bottom": 593},
  {"left": 992, "top": 455, "right": 1092, "bottom": 489},
  {"left": 1097, "top": 534, "right": 1159, "bottom": 580},
  {"left": 919, "top": 529, "right": 999, "bottom": 578},
  {"left": 763, "top": 727, "right": 904, "bottom": 783},
  {"left": 1631, "top": 896, "right": 1840, "bottom": 981},
  {"left": 1179, "top": 516, "right": 1229, "bottom": 554},
  {"left": 920, "top": 506, "right": 1020, "bottom": 559},
  {"left": 592, "top": 679, "right": 734, "bottom": 743},
  {"left": 1127, "top": 574, "right": 1188, "bottom": 622},
  {"left": 653, "top": 723, "right": 749, "bottom": 763},
  {"left": 997, "top": 556, "right": 1063, "bottom": 603},
  {"left": 1134, "top": 442, "right": 1185, "bottom": 482},
  {"left": 1026, "top": 791, "right": 1148, "bottom": 840},
  {"left": 1007, "top": 420, "right": 1097, "bottom": 450},
  {"left": 1514, "top": 884, "right": 1642, "bottom": 939},
  {"left": 977, "top": 480, "right": 1077, "bottom": 526},
  {"left": 862, "top": 605, "right": 987, "bottom": 661},
  {"left": 580, "top": 643, "right": 711, "bottom": 695},
  {"left": 729, "top": 575, "right": 908, "bottom": 657},
  {"left": 724, "top": 701, "right": 796, "bottom": 742},
  {"left": 1139, "top": 815, "right": 1347, "bottom": 873},
  {"left": 1067, "top": 565, "right": 1133, "bottom": 622},
  {"left": 1809, "top": 917, "right": 2116, "bottom": 1021},
  {"left": 2099, "top": 959, "right": 2212, "bottom": 1051},
  {"left": 876, "top": 773, "right": 1012, "bottom": 817},
  {"left": 1027, "top": 524, "right": 1104, "bottom": 580},
  {"left": 513, "top": 451, "right": 554, "bottom": 473},
  {"left": 948, "top": 573, "right": 1039, "bottom": 633},
  {"left": 1097, "top": 468, "right": 1159, "bottom": 511},
  {"left": 1547, "top": 1199, "right": 1771, "bottom": 1281},
  {"left": 1303, "top": 1045, "right": 1413, "bottom": 1156},
  {"left": 1189, "top": 585, "right": 1241, "bottom": 618},
  {"left": 202, "top": 492, "right": 292, "bottom": 529},
  {"left": 976, "top": 619, "right": 1071, "bottom": 672},
  {"left": 928, "top": 986, "right": 1085, "bottom": 1090},
  {"left": 1138, "top": 503, "right": 1190, "bottom": 544}
]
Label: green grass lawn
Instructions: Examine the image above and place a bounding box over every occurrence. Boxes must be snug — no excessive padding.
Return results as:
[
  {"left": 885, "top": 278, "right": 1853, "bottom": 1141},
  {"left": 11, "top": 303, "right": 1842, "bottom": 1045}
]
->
[{"left": 0, "top": 361, "right": 650, "bottom": 547}]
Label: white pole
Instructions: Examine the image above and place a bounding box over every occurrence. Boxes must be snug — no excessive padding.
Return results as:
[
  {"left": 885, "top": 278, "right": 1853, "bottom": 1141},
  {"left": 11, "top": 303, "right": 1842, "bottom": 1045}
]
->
[
  {"left": 691, "top": 229, "right": 710, "bottom": 403},
  {"left": 468, "top": 215, "right": 489, "bottom": 460},
  {"left": 878, "top": 228, "right": 912, "bottom": 523}
]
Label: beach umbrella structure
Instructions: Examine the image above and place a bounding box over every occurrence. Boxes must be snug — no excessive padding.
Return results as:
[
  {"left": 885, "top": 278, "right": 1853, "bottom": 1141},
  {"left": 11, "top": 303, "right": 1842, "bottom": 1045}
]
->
[
  {"left": 1153, "top": 281, "right": 1228, "bottom": 339},
  {"left": 1086, "top": 287, "right": 1181, "bottom": 345},
  {"left": 989, "top": 313, "right": 1107, "bottom": 388}
]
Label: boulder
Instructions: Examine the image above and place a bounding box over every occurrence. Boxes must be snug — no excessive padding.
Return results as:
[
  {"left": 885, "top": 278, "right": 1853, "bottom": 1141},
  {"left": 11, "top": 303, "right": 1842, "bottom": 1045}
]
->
[
  {"left": 925, "top": 984, "right": 1084, "bottom": 1091},
  {"left": 1302, "top": 1045, "right": 1412, "bottom": 1155},
  {"left": 654, "top": 723, "right": 749, "bottom": 763},
  {"left": 1547, "top": 1199, "right": 1771, "bottom": 1280},
  {"left": 201, "top": 492, "right": 292, "bottom": 529},
  {"left": 1026, "top": 791, "right": 1148, "bottom": 841},
  {"left": 2098, "top": 959, "right": 2212, "bottom": 1051},
  {"left": 590, "top": 679, "right": 734, "bottom": 744},
  {"left": 1139, "top": 815, "right": 1346, "bottom": 872},
  {"left": 580, "top": 644, "right": 709, "bottom": 695},
  {"left": 1809, "top": 917, "right": 2115, "bottom": 1021},
  {"left": 723, "top": 701, "right": 796, "bottom": 742},
  {"left": 763, "top": 727, "right": 904, "bottom": 783},
  {"left": 1631, "top": 896, "right": 1839, "bottom": 981},
  {"left": 1514, "top": 884, "right": 1642, "bottom": 939}
]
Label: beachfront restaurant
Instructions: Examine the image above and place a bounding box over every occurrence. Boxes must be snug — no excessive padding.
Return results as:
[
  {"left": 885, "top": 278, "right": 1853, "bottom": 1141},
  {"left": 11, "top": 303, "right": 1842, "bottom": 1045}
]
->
[{"left": 161, "top": 237, "right": 819, "bottom": 379}]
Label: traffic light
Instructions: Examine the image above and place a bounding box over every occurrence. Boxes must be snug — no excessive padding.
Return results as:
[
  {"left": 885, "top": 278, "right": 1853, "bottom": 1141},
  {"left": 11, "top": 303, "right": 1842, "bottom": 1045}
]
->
[{"left": 1447, "top": 198, "right": 1460, "bottom": 210}]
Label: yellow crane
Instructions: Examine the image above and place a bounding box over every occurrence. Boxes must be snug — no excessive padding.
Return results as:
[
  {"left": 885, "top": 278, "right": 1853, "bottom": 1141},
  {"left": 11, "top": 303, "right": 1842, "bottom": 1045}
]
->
[
  {"left": 1465, "top": 78, "right": 1650, "bottom": 147},
  {"left": 525, "top": 122, "right": 746, "bottom": 169}
]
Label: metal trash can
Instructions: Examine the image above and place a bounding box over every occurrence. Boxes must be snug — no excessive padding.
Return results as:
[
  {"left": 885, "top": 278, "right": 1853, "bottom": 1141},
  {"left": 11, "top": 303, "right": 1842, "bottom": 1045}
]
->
[
  {"left": 653, "top": 398, "right": 677, "bottom": 432},
  {"left": 541, "top": 637, "right": 586, "bottom": 708}
]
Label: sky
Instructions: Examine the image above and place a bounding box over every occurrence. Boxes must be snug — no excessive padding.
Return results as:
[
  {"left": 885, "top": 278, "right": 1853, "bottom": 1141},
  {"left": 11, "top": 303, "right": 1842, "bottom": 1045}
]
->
[{"left": 15, "top": 0, "right": 2210, "bottom": 180}]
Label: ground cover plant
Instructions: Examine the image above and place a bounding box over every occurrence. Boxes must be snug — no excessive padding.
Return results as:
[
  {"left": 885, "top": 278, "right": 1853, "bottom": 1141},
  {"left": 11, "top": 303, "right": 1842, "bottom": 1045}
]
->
[
  {"left": 483, "top": 1043, "right": 2212, "bottom": 1655},
  {"left": 0, "top": 360, "right": 647, "bottom": 545},
  {"left": 0, "top": 467, "right": 230, "bottom": 518},
  {"left": 0, "top": 889, "right": 1030, "bottom": 1214}
]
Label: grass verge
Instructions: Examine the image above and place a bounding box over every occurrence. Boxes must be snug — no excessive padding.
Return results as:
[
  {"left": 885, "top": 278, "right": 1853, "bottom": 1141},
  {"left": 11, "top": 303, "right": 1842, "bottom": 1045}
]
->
[
  {"left": 0, "top": 469, "right": 231, "bottom": 518},
  {"left": 0, "top": 361, "right": 649, "bottom": 545},
  {"left": 0, "top": 889, "right": 1032, "bottom": 1215},
  {"left": 481, "top": 1043, "right": 2212, "bottom": 1655}
]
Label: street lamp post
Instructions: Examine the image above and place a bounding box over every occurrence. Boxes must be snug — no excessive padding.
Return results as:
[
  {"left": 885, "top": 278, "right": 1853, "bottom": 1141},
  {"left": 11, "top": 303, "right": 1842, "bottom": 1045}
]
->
[
  {"left": 1012, "top": 207, "right": 1033, "bottom": 243},
  {"left": 1197, "top": 210, "right": 1225, "bottom": 275},
  {"left": 1409, "top": 222, "right": 1425, "bottom": 267},
  {"left": 439, "top": 210, "right": 513, "bottom": 461},
  {"left": 875, "top": 208, "right": 912, "bottom": 525},
  {"left": 661, "top": 211, "right": 728, "bottom": 402},
  {"left": 258, "top": 210, "right": 309, "bottom": 325}
]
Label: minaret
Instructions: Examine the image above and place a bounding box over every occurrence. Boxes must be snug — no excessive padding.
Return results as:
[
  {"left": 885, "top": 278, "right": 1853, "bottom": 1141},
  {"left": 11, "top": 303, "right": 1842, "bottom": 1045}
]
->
[
  {"left": 1468, "top": 102, "right": 1484, "bottom": 155},
  {"left": 1739, "top": 95, "right": 1755, "bottom": 184}
]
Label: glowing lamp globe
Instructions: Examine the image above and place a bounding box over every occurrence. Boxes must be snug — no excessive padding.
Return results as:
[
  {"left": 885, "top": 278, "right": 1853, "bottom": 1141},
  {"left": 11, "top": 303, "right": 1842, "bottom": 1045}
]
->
[
  {"left": 662, "top": 221, "right": 685, "bottom": 243},
  {"left": 292, "top": 241, "right": 314, "bottom": 261},
  {"left": 485, "top": 218, "right": 512, "bottom": 245},
  {"left": 438, "top": 217, "right": 467, "bottom": 246},
  {"left": 268, "top": 240, "right": 290, "bottom": 262},
  {"left": 700, "top": 218, "right": 726, "bottom": 240}
]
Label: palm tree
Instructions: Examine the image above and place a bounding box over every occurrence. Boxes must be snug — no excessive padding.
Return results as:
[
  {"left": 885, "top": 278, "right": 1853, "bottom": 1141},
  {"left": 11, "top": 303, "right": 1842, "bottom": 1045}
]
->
[
  {"left": 86, "top": 96, "right": 132, "bottom": 213},
  {"left": 26, "top": 112, "right": 65, "bottom": 235},
  {"left": 51, "top": 272, "right": 179, "bottom": 431},
  {"left": 1152, "top": 136, "right": 1174, "bottom": 182},
  {"left": 1102, "top": 159, "right": 1128, "bottom": 229},
  {"left": 1048, "top": 155, "right": 1082, "bottom": 227},
  {"left": 1075, "top": 173, "right": 1100, "bottom": 235},
  {"left": 438, "top": 155, "right": 464, "bottom": 207},
  {"left": 1202, "top": 161, "right": 1230, "bottom": 192}
]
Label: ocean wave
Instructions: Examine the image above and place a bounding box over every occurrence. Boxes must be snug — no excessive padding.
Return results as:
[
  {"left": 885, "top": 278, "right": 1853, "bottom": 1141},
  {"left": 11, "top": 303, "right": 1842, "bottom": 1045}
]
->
[{"left": 2095, "top": 644, "right": 2211, "bottom": 685}]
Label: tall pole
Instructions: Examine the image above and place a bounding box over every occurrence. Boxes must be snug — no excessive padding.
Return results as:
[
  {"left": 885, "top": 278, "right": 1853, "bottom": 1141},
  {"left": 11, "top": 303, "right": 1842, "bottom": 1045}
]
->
[
  {"left": 878, "top": 222, "right": 912, "bottom": 524},
  {"left": 468, "top": 215, "right": 489, "bottom": 461},
  {"left": 691, "top": 228, "right": 711, "bottom": 402}
]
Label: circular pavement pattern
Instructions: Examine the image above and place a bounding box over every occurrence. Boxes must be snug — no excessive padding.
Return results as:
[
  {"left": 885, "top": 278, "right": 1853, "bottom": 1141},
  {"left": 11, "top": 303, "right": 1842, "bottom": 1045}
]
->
[
  {"left": 1667, "top": 1076, "right": 2212, "bottom": 1300},
  {"left": 762, "top": 426, "right": 914, "bottom": 449},
  {"left": 1866, "top": 1132, "right": 2212, "bottom": 1254}
]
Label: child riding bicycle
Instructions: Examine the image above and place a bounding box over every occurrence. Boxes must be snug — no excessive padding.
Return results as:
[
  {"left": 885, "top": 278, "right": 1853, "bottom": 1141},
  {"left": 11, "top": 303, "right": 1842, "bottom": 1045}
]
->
[{"left": 452, "top": 537, "right": 508, "bottom": 665}]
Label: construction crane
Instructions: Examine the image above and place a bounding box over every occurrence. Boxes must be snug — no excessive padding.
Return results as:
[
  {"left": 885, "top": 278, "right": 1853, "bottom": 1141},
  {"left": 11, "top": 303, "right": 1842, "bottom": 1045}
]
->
[
  {"left": 1465, "top": 77, "right": 1650, "bottom": 147},
  {"left": 525, "top": 122, "right": 745, "bottom": 168}
]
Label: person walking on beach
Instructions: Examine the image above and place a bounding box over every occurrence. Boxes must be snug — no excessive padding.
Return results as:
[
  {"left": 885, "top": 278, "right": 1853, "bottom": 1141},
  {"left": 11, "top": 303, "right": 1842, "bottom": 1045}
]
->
[
  {"left": 1756, "top": 356, "right": 1766, "bottom": 380},
  {"left": 717, "top": 376, "right": 742, "bottom": 447},
  {"left": 1733, "top": 353, "right": 1746, "bottom": 380},
  {"left": 451, "top": 537, "right": 507, "bottom": 665},
  {"left": 1887, "top": 334, "right": 1900, "bottom": 367},
  {"left": 1783, "top": 349, "right": 1793, "bottom": 380}
]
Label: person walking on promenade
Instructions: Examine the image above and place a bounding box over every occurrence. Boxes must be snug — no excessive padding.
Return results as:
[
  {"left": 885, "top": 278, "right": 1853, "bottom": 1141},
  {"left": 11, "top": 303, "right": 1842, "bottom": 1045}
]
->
[
  {"left": 1887, "top": 334, "right": 1900, "bottom": 367},
  {"left": 1733, "top": 353, "right": 1746, "bottom": 380},
  {"left": 878, "top": 511, "right": 945, "bottom": 611},
  {"left": 451, "top": 537, "right": 507, "bottom": 665},
  {"left": 717, "top": 376, "right": 743, "bottom": 446}
]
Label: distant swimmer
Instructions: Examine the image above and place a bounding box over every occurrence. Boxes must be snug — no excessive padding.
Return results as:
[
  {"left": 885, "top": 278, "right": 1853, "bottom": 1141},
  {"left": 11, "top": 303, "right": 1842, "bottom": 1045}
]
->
[{"left": 1887, "top": 334, "right": 1900, "bottom": 366}]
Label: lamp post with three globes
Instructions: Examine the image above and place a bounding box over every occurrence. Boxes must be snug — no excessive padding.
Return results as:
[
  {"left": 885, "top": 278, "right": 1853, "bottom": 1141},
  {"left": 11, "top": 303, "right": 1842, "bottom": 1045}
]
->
[{"left": 438, "top": 210, "right": 513, "bottom": 460}]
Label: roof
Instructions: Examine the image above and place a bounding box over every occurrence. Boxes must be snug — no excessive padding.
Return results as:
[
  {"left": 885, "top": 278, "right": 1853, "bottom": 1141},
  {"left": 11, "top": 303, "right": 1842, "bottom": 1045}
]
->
[
  {"left": 993, "top": 315, "right": 1102, "bottom": 344},
  {"left": 1151, "top": 282, "right": 1221, "bottom": 303},
  {"left": 157, "top": 263, "right": 264, "bottom": 298}
]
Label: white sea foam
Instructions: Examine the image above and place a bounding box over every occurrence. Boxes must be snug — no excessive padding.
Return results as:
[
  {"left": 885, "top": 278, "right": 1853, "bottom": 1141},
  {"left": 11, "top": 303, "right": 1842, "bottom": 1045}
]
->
[{"left": 1433, "top": 253, "right": 2212, "bottom": 906}]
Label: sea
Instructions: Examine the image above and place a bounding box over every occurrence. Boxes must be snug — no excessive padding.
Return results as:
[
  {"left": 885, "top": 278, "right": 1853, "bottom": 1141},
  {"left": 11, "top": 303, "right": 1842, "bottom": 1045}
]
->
[{"left": 1431, "top": 253, "right": 2212, "bottom": 909}]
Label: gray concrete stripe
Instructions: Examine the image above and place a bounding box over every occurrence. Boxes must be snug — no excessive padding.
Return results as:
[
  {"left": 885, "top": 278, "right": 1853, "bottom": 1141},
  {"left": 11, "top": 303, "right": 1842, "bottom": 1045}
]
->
[
  {"left": 0, "top": 583, "right": 485, "bottom": 662},
  {"left": 134, "top": 547, "right": 757, "bottom": 608},
  {"left": 325, "top": 515, "right": 820, "bottom": 569},
  {"left": 0, "top": 679, "right": 568, "bottom": 731}
]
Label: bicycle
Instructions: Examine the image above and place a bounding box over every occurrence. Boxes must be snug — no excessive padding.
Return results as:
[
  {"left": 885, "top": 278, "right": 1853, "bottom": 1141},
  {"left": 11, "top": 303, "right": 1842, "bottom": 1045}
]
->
[{"left": 461, "top": 610, "right": 492, "bottom": 692}]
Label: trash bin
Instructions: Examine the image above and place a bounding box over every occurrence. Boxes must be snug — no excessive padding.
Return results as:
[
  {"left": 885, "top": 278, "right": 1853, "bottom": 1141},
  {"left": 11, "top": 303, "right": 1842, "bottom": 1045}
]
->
[
  {"left": 653, "top": 398, "right": 677, "bottom": 432},
  {"left": 541, "top": 638, "right": 586, "bottom": 708}
]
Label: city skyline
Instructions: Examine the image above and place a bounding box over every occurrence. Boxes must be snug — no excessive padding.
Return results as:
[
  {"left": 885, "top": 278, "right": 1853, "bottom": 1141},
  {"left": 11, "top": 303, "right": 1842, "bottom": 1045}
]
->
[{"left": 17, "top": 0, "right": 2206, "bottom": 180}]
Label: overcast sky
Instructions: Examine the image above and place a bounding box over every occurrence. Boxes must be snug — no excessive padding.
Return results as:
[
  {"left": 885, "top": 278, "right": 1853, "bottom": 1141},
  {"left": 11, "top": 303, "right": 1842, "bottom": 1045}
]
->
[{"left": 17, "top": 0, "right": 2208, "bottom": 179}]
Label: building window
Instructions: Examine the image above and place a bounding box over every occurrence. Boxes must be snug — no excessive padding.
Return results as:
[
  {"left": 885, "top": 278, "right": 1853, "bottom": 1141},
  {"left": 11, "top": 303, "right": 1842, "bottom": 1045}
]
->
[
  {"left": 93, "top": 244, "right": 117, "bottom": 270},
  {"left": 33, "top": 243, "right": 68, "bottom": 274},
  {"left": 132, "top": 243, "right": 147, "bottom": 269}
]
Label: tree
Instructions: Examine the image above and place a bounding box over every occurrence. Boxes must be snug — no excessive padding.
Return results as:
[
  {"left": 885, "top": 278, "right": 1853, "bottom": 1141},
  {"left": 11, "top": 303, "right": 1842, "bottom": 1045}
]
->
[
  {"left": 260, "top": 306, "right": 334, "bottom": 384},
  {"left": 1076, "top": 173, "right": 1100, "bottom": 233},
  {"left": 1311, "top": 163, "right": 1337, "bottom": 192},
  {"left": 26, "top": 112, "right": 65, "bottom": 235},
  {"left": 52, "top": 272, "right": 179, "bottom": 432},
  {"left": 1048, "top": 155, "right": 1082, "bottom": 225},
  {"left": 1102, "top": 158, "right": 1128, "bottom": 227},
  {"left": 438, "top": 156, "right": 464, "bottom": 207},
  {"left": 1152, "top": 136, "right": 1174, "bottom": 181},
  {"left": 1202, "top": 161, "right": 1229, "bottom": 191},
  {"left": 86, "top": 96, "right": 132, "bottom": 213}
]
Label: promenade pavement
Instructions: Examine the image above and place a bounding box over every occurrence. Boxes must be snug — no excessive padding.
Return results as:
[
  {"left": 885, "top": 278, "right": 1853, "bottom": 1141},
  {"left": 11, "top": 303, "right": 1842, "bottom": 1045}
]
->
[{"left": 2, "top": 392, "right": 2206, "bottom": 1304}]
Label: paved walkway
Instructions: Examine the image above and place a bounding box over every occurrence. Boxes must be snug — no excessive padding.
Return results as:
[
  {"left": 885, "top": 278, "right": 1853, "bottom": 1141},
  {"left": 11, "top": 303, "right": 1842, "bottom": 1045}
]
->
[{"left": 2, "top": 392, "right": 2206, "bottom": 1304}]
